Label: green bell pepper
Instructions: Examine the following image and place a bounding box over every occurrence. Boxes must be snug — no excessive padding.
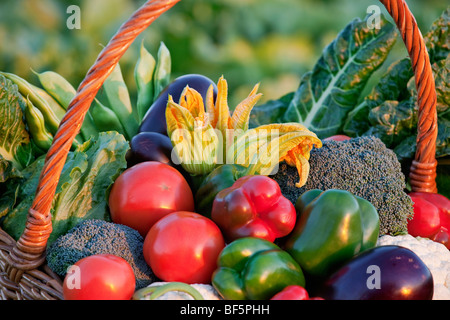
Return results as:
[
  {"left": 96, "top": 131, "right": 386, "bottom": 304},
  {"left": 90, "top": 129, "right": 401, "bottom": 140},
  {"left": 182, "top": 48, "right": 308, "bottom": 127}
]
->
[
  {"left": 285, "top": 189, "right": 380, "bottom": 278},
  {"left": 195, "top": 164, "right": 247, "bottom": 217},
  {"left": 212, "top": 237, "right": 305, "bottom": 300}
]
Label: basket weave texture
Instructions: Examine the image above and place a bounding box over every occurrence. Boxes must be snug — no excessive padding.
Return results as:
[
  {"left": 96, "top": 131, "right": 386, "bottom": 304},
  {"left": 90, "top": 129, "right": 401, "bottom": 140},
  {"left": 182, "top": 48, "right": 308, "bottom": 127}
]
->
[{"left": 0, "top": 0, "right": 438, "bottom": 300}]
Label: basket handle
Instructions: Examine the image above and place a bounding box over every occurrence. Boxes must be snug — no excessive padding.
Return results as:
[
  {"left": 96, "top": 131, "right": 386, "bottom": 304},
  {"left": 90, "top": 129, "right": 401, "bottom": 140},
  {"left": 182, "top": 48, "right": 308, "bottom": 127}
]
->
[
  {"left": 5, "top": 0, "right": 437, "bottom": 277},
  {"left": 379, "top": 0, "right": 438, "bottom": 193},
  {"left": 3, "top": 0, "right": 181, "bottom": 276}
]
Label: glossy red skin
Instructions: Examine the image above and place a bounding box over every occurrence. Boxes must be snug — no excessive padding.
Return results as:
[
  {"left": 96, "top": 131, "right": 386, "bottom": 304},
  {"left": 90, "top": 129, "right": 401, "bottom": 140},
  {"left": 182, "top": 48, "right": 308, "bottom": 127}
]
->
[
  {"left": 270, "top": 285, "right": 324, "bottom": 300},
  {"left": 63, "top": 254, "right": 135, "bottom": 300},
  {"left": 407, "top": 195, "right": 441, "bottom": 238},
  {"left": 323, "top": 135, "right": 351, "bottom": 141},
  {"left": 431, "top": 226, "right": 450, "bottom": 250},
  {"left": 109, "top": 161, "right": 195, "bottom": 236},
  {"left": 143, "top": 211, "right": 225, "bottom": 284},
  {"left": 211, "top": 175, "right": 296, "bottom": 243},
  {"left": 409, "top": 192, "right": 450, "bottom": 231},
  {"left": 315, "top": 245, "right": 434, "bottom": 300}
]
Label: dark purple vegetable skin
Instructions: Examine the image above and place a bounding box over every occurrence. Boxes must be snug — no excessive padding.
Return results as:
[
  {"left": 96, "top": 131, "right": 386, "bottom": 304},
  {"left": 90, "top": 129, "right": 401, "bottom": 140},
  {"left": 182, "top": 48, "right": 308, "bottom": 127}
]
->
[
  {"left": 126, "top": 132, "right": 174, "bottom": 167},
  {"left": 314, "top": 245, "right": 434, "bottom": 300},
  {"left": 138, "top": 74, "right": 218, "bottom": 135},
  {"left": 125, "top": 131, "right": 193, "bottom": 187}
]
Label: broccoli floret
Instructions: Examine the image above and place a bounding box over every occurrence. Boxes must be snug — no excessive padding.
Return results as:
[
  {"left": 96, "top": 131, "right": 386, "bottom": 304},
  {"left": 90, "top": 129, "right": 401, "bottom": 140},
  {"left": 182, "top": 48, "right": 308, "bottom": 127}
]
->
[
  {"left": 46, "top": 219, "right": 155, "bottom": 289},
  {"left": 271, "top": 136, "right": 414, "bottom": 236}
]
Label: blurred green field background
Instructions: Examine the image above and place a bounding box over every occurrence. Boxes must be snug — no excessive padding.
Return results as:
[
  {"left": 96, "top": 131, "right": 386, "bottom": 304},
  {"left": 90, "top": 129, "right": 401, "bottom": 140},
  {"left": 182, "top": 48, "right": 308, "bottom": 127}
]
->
[{"left": 0, "top": 0, "right": 447, "bottom": 107}]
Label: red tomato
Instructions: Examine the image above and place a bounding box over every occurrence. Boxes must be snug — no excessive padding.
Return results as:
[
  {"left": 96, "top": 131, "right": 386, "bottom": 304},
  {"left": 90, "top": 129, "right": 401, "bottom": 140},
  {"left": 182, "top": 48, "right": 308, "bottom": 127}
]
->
[
  {"left": 63, "top": 254, "right": 135, "bottom": 300},
  {"left": 109, "top": 161, "right": 195, "bottom": 236},
  {"left": 143, "top": 211, "right": 225, "bottom": 284},
  {"left": 323, "top": 135, "right": 351, "bottom": 141},
  {"left": 407, "top": 195, "right": 441, "bottom": 238}
]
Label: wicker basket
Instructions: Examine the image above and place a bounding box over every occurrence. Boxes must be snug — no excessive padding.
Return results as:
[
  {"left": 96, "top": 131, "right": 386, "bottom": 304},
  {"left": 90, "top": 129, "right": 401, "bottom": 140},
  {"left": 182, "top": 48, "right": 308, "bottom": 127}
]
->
[{"left": 0, "top": 0, "right": 439, "bottom": 300}]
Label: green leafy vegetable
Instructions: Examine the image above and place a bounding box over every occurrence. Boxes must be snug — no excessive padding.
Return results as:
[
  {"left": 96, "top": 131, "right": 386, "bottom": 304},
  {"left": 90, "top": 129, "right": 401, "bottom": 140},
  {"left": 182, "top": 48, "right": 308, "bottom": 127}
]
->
[
  {"left": 1, "top": 131, "right": 129, "bottom": 245},
  {"left": 0, "top": 74, "right": 33, "bottom": 218},
  {"left": 425, "top": 7, "right": 449, "bottom": 64},
  {"left": 250, "top": 14, "right": 397, "bottom": 138},
  {"left": 0, "top": 75, "right": 34, "bottom": 175},
  {"left": 343, "top": 58, "right": 415, "bottom": 139},
  {"left": 343, "top": 9, "right": 449, "bottom": 163},
  {"left": 340, "top": 7, "right": 449, "bottom": 196},
  {"left": 407, "top": 56, "right": 449, "bottom": 160}
]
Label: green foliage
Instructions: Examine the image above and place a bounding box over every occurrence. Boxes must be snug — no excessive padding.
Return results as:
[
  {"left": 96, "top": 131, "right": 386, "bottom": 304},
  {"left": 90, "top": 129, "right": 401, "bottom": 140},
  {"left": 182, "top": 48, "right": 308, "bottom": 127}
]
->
[
  {"left": 250, "top": 14, "right": 398, "bottom": 138},
  {"left": 1, "top": 131, "right": 129, "bottom": 245},
  {"left": 343, "top": 9, "right": 449, "bottom": 163},
  {"left": 0, "top": 75, "right": 34, "bottom": 172}
]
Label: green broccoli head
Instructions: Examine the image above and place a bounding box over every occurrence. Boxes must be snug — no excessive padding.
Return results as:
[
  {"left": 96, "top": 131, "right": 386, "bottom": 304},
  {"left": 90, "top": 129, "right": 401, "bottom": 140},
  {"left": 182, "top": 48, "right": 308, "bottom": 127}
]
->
[
  {"left": 272, "top": 136, "right": 414, "bottom": 236},
  {"left": 46, "top": 219, "right": 155, "bottom": 289}
]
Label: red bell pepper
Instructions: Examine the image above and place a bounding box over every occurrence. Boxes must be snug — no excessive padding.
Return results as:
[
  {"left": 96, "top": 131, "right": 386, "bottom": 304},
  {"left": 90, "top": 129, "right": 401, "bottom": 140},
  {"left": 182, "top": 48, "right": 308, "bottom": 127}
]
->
[
  {"left": 270, "top": 285, "right": 324, "bottom": 300},
  {"left": 211, "top": 175, "right": 296, "bottom": 242},
  {"left": 408, "top": 192, "right": 450, "bottom": 249}
]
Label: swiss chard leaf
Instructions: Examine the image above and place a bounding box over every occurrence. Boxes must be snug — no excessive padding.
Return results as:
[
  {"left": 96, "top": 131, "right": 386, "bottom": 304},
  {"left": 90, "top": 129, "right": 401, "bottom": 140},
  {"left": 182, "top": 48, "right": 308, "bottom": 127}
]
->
[
  {"left": 364, "top": 99, "right": 417, "bottom": 150},
  {"left": 425, "top": 7, "right": 449, "bottom": 64},
  {"left": 249, "top": 92, "right": 293, "bottom": 128},
  {"left": 398, "top": 55, "right": 449, "bottom": 160},
  {"left": 343, "top": 5, "right": 449, "bottom": 164},
  {"left": 250, "top": 14, "right": 397, "bottom": 138},
  {"left": 346, "top": 56, "right": 449, "bottom": 162},
  {"left": 343, "top": 58, "right": 415, "bottom": 138}
]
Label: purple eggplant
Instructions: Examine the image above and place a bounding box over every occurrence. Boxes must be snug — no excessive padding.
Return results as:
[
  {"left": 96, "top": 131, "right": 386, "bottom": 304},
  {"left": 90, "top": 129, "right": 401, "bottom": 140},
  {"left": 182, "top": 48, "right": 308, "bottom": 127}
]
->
[
  {"left": 126, "top": 131, "right": 194, "bottom": 188},
  {"left": 126, "top": 132, "right": 174, "bottom": 167},
  {"left": 138, "top": 74, "right": 218, "bottom": 135},
  {"left": 314, "top": 245, "right": 434, "bottom": 300}
]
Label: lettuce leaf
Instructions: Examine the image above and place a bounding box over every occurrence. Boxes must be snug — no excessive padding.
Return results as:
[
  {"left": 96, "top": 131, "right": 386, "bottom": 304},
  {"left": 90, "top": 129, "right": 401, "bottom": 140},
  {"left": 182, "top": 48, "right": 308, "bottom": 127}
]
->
[
  {"left": 0, "top": 75, "right": 37, "bottom": 218},
  {"left": 1, "top": 131, "right": 129, "bottom": 245},
  {"left": 0, "top": 75, "right": 34, "bottom": 173},
  {"left": 250, "top": 14, "right": 397, "bottom": 138}
]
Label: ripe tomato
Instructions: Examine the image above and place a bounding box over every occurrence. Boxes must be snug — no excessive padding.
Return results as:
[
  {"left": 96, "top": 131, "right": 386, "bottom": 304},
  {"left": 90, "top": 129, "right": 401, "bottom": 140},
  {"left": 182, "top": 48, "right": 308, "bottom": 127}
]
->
[
  {"left": 63, "top": 254, "right": 135, "bottom": 300},
  {"left": 143, "top": 211, "right": 225, "bottom": 284},
  {"left": 109, "top": 161, "right": 195, "bottom": 236},
  {"left": 323, "top": 134, "right": 351, "bottom": 141}
]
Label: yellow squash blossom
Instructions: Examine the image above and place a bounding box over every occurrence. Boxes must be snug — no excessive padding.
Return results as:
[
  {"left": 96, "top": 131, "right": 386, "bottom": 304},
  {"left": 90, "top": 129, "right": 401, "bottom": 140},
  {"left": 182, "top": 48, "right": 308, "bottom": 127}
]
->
[{"left": 166, "top": 76, "right": 322, "bottom": 187}]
